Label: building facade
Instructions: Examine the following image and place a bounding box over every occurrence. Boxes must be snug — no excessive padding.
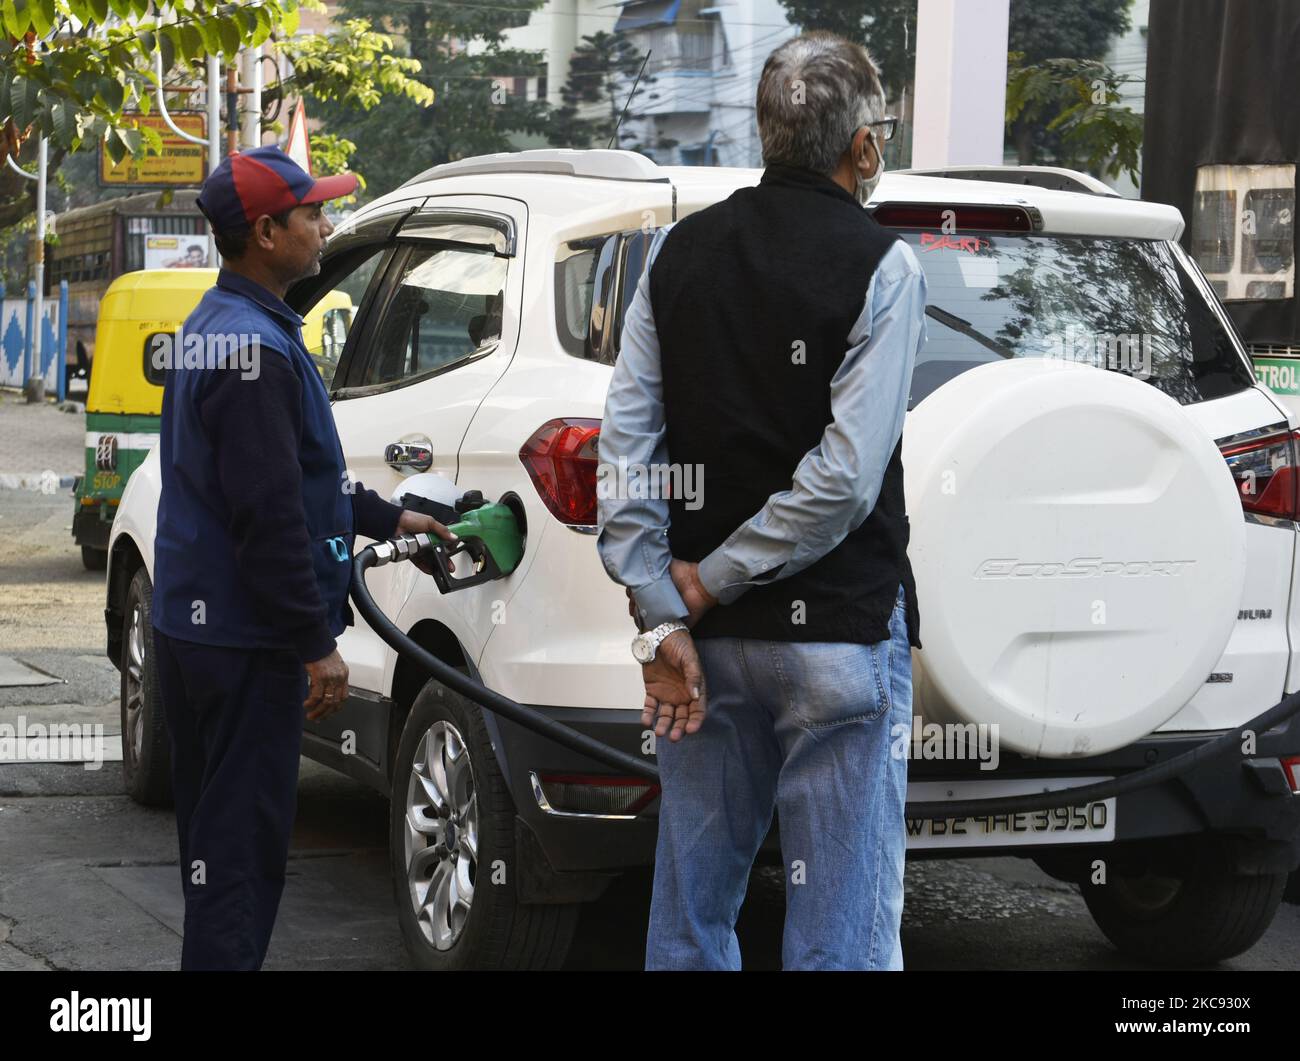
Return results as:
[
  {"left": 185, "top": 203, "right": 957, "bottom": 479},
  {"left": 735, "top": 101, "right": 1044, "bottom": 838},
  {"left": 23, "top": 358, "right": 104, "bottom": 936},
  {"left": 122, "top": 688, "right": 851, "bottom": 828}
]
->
[{"left": 501, "top": 0, "right": 796, "bottom": 167}]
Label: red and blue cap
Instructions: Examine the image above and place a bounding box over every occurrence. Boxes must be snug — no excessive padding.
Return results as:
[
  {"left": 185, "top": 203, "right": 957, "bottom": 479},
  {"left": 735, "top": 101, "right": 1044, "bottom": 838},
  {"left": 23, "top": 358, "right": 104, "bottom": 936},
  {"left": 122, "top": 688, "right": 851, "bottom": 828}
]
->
[{"left": 196, "top": 145, "right": 358, "bottom": 233}]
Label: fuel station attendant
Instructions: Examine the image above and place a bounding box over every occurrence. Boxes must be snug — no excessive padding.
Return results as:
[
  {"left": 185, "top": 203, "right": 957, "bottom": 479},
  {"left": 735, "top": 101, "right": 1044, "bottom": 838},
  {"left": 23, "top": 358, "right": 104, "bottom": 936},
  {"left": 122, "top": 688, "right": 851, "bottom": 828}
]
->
[{"left": 151, "top": 146, "right": 455, "bottom": 971}]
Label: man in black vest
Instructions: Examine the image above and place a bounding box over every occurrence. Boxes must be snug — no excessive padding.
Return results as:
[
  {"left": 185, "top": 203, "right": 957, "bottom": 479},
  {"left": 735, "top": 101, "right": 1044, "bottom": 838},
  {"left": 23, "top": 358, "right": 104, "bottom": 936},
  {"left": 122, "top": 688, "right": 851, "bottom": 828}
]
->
[{"left": 597, "top": 32, "right": 927, "bottom": 970}]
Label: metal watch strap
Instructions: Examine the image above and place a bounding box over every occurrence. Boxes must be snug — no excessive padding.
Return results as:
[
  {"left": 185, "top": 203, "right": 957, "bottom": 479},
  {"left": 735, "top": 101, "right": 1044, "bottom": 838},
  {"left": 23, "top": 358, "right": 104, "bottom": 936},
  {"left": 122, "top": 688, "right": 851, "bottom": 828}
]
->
[
  {"left": 649, "top": 620, "right": 686, "bottom": 649},
  {"left": 635, "top": 620, "right": 687, "bottom": 662}
]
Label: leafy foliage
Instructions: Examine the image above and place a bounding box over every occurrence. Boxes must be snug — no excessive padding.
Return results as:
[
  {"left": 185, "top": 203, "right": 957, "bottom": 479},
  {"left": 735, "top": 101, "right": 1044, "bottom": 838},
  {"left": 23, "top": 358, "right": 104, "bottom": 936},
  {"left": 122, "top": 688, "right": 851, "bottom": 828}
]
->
[
  {"left": 308, "top": 130, "right": 363, "bottom": 200},
  {"left": 547, "top": 30, "right": 652, "bottom": 151},
  {"left": 775, "top": 0, "right": 1137, "bottom": 178},
  {"left": 276, "top": 18, "right": 432, "bottom": 112},
  {"left": 1006, "top": 54, "right": 1142, "bottom": 183},
  {"left": 0, "top": 1, "right": 429, "bottom": 226},
  {"left": 0, "top": 1, "right": 300, "bottom": 164},
  {"left": 771, "top": 0, "right": 915, "bottom": 98},
  {"left": 310, "top": 0, "right": 551, "bottom": 199}
]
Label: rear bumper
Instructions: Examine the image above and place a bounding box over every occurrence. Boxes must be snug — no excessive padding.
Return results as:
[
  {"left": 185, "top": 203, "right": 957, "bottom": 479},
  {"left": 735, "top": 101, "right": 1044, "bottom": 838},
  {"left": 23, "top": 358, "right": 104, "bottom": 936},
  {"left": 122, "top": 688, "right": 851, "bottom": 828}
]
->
[
  {"left": 494, "top": 707, "right": 661, "bottom": 874},
  {"left": 496, "top": 703, "right": 1300, "bottom": 874},
  {"left": 72, "top": 504, "right": 113, "bottom": 549},
  {"left": 908, "top": 708, "right": 1300, "bottom": 867}
]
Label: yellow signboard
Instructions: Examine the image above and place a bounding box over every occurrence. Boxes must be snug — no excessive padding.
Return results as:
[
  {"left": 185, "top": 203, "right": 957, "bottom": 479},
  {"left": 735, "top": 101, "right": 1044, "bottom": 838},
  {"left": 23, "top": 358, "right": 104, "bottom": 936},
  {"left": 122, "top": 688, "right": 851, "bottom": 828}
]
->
[{"left": 99, "top": 114, "right": 207, "bottom": 186}]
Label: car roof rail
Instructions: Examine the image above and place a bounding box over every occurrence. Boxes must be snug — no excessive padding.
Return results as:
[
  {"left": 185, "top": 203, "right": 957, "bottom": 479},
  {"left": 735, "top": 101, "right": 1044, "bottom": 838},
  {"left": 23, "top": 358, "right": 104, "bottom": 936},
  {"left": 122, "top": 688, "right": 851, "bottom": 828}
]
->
[
  {"left": 898, "top": 165, "right": 1121, "bottom": 197},
  {"left": 400, "top": 149, "right": 670, "bottom": 188}
]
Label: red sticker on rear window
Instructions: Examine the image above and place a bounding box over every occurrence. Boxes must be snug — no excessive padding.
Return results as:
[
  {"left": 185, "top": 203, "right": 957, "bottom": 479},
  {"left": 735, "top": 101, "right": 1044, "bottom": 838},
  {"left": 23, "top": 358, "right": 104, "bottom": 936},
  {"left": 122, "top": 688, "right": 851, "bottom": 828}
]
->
[{"left": 919, "top": 232, "right": 992, "bottom": 254}]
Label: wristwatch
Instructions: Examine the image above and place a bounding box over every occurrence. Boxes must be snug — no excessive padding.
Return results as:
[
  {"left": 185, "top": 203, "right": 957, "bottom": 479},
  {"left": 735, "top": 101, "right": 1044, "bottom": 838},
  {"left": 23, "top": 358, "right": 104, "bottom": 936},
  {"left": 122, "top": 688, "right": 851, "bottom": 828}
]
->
[{"left": 631, "top": 621, "right": 688, "bottom": 663}]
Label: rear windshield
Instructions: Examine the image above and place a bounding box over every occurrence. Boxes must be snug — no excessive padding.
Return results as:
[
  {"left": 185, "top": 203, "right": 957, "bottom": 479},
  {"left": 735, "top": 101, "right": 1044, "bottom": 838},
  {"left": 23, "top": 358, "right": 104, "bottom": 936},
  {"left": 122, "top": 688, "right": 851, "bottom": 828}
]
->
[
  {"left": 899, "top": 232, "right": 1255, "bottom": 407},
  {"left": 579, "top": 228, "right": 1255, "bottom": 407}
]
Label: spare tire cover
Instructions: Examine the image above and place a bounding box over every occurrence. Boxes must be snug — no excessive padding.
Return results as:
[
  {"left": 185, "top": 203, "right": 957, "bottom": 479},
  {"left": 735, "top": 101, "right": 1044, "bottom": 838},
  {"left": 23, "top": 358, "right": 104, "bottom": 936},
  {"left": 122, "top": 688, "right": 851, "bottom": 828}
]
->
[{"left": 904, "top": 358, "right": 1246, "bottom": 758}]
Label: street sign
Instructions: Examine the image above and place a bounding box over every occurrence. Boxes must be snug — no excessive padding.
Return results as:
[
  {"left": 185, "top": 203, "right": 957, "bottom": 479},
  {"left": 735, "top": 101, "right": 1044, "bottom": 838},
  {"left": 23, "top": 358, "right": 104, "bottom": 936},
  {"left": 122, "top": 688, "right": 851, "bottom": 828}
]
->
[
  {"left": 1252, "top": 354, "right": 1300, "bottom": 420},
  {"left": 286, "top": 98, "right": 312, "bottom": 174},
  {"left": 98, "top": 114, "right": 206, "bottom": 187},
  {"left": 1253, "top": 356, "right": 1300, "bottom": 395}
]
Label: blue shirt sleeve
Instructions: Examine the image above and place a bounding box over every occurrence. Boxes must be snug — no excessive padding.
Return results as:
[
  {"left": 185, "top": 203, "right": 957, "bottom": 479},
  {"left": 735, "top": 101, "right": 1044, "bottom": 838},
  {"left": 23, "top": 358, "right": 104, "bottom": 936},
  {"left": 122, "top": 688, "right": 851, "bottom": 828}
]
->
[
  {"left": 696, "top": 239, "right": 928, "bottom": 604},
  {"left": 595, "top": 224, "right": 689, "bottom": 629}
]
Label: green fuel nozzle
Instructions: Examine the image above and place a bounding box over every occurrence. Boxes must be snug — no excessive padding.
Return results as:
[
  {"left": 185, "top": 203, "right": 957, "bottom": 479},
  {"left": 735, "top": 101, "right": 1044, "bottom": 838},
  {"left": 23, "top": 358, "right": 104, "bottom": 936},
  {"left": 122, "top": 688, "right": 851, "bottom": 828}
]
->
[{"left": 394, "top": 488, "right": 526, "bottom": 594}]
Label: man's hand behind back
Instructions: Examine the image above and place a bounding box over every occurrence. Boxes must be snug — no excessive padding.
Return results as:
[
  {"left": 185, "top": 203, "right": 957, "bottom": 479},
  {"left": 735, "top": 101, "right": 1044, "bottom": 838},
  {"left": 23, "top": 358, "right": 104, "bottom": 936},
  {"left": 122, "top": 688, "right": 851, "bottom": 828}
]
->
[
  {"left": 669, "top": 559, "right": 717, "bottom": 627},
  {"left": 304, "top": 649, "right": 348, "bottom": 721},
  {"left": 641, "top": 630, "right": 708, "bottom": 742},
  {"left": 623, "top": 559, "right": 718, "bottom": 629}
]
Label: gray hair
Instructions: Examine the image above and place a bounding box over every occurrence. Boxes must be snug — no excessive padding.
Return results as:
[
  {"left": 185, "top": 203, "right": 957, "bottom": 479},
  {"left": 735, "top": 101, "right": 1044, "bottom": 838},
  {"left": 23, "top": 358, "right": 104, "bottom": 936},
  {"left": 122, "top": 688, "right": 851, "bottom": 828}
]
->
[{"left": 755, "top": 32, "right": 886, "bottom": 176}]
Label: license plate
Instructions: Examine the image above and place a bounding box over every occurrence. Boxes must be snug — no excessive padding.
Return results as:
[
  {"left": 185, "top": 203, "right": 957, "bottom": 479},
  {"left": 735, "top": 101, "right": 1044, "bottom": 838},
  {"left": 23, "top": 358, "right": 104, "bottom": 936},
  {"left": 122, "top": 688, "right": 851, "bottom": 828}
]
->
[{"left": 905, "top": 777, "right": 1116, "bottom": 850}]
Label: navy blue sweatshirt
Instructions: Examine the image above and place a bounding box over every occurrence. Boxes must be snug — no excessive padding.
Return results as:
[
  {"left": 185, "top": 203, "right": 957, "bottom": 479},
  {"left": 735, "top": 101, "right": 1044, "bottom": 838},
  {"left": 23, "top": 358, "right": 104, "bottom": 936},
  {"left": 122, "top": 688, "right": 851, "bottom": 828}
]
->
[{"left": 153, "top": 270, "right": 403, "bottom": 663}]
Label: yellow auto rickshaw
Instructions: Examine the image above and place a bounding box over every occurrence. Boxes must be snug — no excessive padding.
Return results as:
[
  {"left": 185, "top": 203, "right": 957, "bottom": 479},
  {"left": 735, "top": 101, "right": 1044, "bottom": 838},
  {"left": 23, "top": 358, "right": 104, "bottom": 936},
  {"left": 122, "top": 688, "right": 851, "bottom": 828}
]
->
[{"left": 75, "top": 268, "right": 352, "bottom": 568}]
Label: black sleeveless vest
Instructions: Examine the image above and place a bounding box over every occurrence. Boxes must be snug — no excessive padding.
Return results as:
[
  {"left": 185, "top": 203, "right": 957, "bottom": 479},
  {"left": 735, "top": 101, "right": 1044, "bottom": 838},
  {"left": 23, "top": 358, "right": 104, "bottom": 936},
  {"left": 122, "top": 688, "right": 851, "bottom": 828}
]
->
[{"left": 649, "top": 162, "right": 921, "bottom": 648}]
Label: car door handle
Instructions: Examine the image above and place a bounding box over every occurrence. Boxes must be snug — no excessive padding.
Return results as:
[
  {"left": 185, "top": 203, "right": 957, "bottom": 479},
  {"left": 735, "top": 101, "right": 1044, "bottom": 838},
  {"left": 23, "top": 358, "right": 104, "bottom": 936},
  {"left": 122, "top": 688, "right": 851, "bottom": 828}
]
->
[{"left": 385, "top": 439, "right": 433, "bottom": 473}]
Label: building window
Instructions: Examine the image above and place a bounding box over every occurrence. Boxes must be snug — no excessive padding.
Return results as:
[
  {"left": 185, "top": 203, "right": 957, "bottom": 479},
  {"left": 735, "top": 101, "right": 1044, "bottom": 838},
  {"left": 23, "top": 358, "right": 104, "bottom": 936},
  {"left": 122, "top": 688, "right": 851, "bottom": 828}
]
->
[
  {"left": 1192, "top": 164, "right": 1295, "bottom": 301},
  {"left": 678, "top": 29, "right": 712, "bottom": 71}
]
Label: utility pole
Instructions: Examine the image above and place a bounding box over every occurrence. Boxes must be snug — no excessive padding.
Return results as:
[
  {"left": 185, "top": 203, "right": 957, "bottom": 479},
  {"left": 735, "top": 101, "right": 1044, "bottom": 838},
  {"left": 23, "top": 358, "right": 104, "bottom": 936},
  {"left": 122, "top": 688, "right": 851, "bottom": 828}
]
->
[
  {"left": 240, "top": 45, "right": 263, "bottom": 148},
  {"left": 207, "top": 53, "right": 221, "bottom": 264},
  {"left": 31, "top": 135, "right": 46, "bottom": 392},
  {"left": 154, "top": 49, "right": 222, "bottom": 265},
  {"left": 9, "top": 137, "right": 48, "bottom": 395},
  {"left": 912, "top": 0, "right": 1009, "bottom": 167}
]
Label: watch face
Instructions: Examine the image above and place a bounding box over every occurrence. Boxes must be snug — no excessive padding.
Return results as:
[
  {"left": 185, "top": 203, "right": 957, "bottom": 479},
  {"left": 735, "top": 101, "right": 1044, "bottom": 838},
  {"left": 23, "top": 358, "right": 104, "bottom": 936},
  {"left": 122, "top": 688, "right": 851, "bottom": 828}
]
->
[{"left": 631, "top": 635, "right": 653, "bottom": 663}]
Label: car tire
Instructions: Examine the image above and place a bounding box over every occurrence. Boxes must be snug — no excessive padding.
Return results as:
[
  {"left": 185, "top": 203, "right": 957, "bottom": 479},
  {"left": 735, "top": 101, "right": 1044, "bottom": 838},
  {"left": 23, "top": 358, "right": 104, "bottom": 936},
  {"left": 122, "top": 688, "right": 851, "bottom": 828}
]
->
[
  {"left": 120, "top": 567, "right": 173, "bottom": 807},
  {"left": 1080, "top": 842, "right": 1286, "bottom": 965},
  {"left": 390, "top": 677, "right": 579, "bottom": 970},
  {"left": 1284, "top": 870, "right": 1300, "bottom": 905},
  {"left": 81, "top": 545, "right": 107, "bottom": 571}
]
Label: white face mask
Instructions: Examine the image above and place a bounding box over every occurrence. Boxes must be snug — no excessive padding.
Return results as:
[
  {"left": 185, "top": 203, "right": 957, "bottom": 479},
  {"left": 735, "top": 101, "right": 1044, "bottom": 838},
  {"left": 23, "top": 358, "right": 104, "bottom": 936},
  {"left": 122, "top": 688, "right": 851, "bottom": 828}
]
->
[{"left": 855, "top": 134, "right": 884, "bottom": 207}]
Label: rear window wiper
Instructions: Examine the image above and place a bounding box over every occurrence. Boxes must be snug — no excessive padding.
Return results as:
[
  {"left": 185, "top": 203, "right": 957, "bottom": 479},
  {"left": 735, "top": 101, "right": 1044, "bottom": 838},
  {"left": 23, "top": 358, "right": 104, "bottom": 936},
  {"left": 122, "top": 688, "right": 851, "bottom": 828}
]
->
[{"left": 925, "top": 305, "right": 1017, "bottom": 360}]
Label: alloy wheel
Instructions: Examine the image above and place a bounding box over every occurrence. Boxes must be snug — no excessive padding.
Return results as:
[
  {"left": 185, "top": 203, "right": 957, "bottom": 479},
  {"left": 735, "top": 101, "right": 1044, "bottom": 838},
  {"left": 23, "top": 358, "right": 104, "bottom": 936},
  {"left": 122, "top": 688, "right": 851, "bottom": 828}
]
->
[{"left": 404, "top": 719, "right": 479, "bottom": 950}]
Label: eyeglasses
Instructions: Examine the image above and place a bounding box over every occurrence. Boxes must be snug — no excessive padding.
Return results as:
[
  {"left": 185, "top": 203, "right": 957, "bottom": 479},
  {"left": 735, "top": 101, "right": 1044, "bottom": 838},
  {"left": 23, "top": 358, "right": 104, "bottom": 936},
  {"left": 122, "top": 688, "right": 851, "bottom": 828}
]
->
[{"left": 867, "top": 116, "right": 899, "bottom": 143}]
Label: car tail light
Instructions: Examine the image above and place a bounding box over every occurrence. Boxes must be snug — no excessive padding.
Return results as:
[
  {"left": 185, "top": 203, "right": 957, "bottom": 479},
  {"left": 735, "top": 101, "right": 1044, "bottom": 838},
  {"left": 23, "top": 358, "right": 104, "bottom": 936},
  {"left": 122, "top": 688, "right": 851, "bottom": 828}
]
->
[
  {"left": 519, "top": 418, "right": 601, "bottom": 526},
  {"left": 532, "top": 772, "right": 660, "bottom": 817},
  {"left": 1219, "top": 429, "right": 1300, "bottom": 520},
  {"left": 869, "top": 203, "right": 1036, "bottom": 232},
  {"left": 1281, "top": 757, "right": 1300, "bottom": 794}
]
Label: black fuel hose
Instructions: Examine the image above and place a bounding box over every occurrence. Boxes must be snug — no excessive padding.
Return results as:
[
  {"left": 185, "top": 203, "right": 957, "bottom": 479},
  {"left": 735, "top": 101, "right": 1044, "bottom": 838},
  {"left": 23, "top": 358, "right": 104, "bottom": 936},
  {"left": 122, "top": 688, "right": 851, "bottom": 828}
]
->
[
  {"left": 352, "top": 537, "right": 1300, "bottom": 818},
  {"left": 352, "top": 538, "right": 658, "bottom": 783}
]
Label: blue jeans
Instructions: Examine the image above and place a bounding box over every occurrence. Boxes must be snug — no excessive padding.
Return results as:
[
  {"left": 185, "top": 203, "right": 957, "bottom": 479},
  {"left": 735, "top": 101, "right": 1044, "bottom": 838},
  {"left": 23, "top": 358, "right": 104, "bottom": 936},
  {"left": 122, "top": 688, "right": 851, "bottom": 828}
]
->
[{"left": 646, "top": 585, "right": 910, "bottom": 970}]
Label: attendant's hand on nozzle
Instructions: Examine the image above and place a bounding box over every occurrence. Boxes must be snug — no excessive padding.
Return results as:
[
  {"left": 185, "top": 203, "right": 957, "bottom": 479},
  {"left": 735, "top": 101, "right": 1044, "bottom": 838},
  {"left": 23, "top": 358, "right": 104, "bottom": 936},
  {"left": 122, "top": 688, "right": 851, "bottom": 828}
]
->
[
  {"left": 304, "top": 649, "right": 349, "bottom": 721},
  {"left": 396, "top": 509, "right": 459, "bottom": 576},
  {"left": 640, "top": 630, "right": 707, "bottom": 742}
]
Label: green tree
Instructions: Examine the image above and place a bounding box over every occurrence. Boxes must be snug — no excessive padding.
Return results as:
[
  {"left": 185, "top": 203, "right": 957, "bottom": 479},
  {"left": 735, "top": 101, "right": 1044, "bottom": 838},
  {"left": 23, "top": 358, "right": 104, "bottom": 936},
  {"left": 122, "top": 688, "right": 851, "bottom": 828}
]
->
[
  {"left": 1005, "top": 54, "right": 1142, "bottom": 182},
  {"left": 1005, "top": 0, "right": 1132, "bottom": 166},
  {"left": 316, "top": 0, "right": 551, "bottom": 198},
  {"left": 0, "top": 0, "right": 431, "bottom": 228},
  {"left": 1008, "top": 0, "right": 1131, "bottom": 62},
  {"left": 547, "top": 30, "right": 662, "bottom": 153},
  {"left": 773, "top": 0, "right": 916, "bottom": 100},
  {"left": 776, "top": 0, "right": 1134, "bottom": 174}
]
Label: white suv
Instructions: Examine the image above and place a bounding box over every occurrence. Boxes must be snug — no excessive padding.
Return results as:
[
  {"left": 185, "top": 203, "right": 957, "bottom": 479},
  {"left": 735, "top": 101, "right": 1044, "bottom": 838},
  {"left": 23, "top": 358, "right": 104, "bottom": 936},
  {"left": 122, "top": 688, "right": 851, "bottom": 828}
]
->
[{"left": 105, "top": 150, "right": 1300, "bottom": 971}]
